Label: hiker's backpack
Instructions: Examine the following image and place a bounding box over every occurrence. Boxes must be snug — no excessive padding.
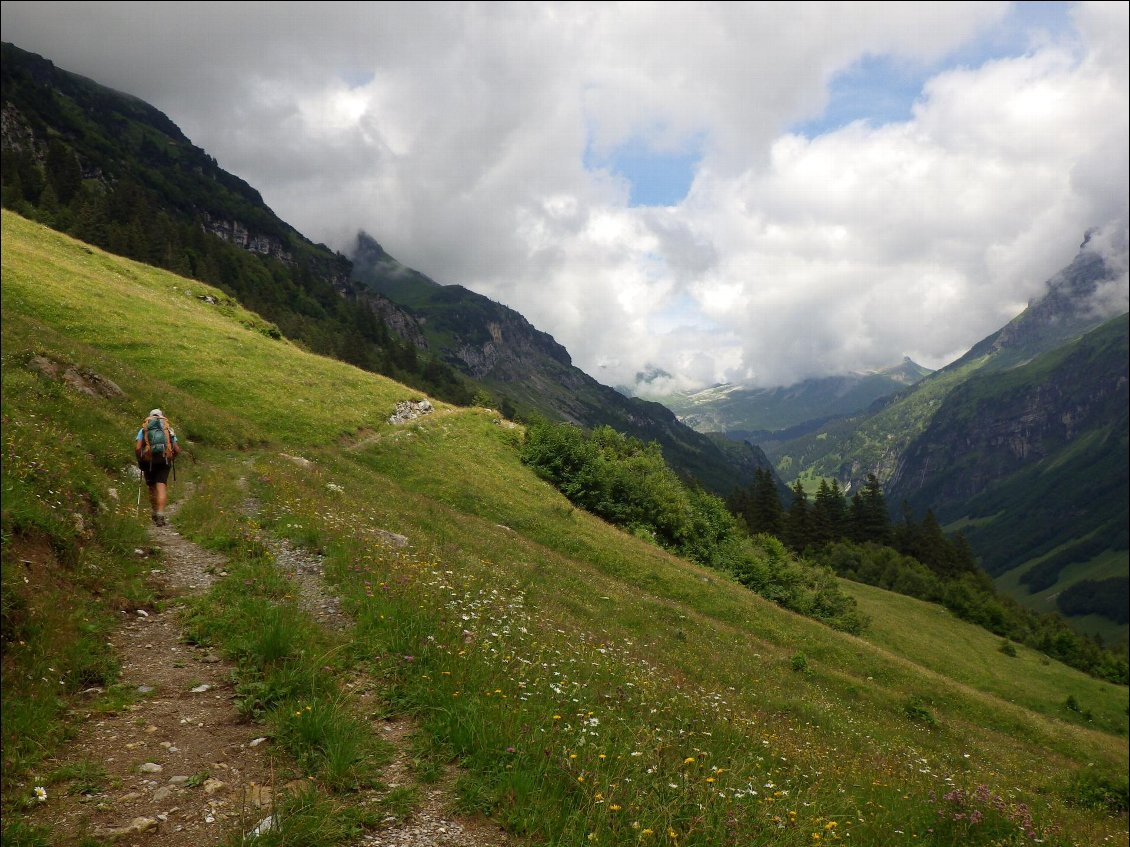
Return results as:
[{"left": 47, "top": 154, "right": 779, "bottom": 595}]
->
[{"left": 140, "top": 414, "right": 176, "bottom": 463}]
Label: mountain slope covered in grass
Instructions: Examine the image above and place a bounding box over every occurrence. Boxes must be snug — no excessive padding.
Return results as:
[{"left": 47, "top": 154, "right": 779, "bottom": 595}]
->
[
  {"left": 1, "top": 40, "right": 475, "bottom": 405},
  {"left": 3, "top": 210, "right": 1128, "bottom": 845}
]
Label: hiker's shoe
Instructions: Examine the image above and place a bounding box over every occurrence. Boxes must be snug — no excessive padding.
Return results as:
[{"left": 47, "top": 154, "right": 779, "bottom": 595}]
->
[{"left": 152, "top": 513, "right": 166, "bottom": 527}]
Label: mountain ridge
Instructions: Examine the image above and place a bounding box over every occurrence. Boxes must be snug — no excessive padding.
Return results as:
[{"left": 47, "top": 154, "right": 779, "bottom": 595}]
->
[
  {"left": 648, "top": 356, "right": 934, "bottom": 435},
  {"left": 760, "top": 238, "right": 1128, "bottom": 641},
  {"left": 349, "top": 231, "right": 775, "bottom": 496},
  {"left": 1, "top": 41, "right": 767, "bottom": 497}
]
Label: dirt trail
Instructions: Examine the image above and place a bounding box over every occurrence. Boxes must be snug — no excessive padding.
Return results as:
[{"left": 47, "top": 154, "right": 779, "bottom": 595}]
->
[{"left": 28, "top": 489, "right": 517, "bottom": 846}]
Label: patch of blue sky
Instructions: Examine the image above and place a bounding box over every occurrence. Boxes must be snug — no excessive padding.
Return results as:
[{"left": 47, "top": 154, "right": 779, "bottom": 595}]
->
[
  {"left": 649, "top": 292, "right": 716, "bottom": 334},
  {"left": 338, "top": 68, "right": 376, "bottom": 88},
  {"left": 586, "top": 135, "right": 703, "bottom": 208},
  {"left": 793, "top": 1, "right": 1076, "bottom": 137}
]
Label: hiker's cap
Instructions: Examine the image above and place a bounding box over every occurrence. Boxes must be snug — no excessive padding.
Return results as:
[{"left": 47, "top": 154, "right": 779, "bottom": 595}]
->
[{"left": 149, "top": 409, "right": 163, "bottom": 417}]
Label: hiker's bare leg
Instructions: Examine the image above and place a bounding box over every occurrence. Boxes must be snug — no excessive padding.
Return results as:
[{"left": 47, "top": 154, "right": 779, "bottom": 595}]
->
[{"left": 148, "top": 483, "right": 167, "bottom": 518}]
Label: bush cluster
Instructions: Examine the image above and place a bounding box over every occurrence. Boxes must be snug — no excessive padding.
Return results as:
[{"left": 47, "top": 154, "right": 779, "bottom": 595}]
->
[{"left": 520, "top": 420, "right": 868, "bottom": 634}]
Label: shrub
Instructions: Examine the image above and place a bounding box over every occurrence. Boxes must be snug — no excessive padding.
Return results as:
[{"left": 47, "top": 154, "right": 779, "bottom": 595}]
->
[
  {"left": 904, "top": 696, "right": 938, "bottom": 726},
  {"left": 520, "top": 421, "right": 868, "bottom": 634}
]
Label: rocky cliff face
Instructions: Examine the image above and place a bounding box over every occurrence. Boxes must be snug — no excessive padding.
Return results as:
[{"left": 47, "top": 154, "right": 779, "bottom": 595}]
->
[
  {"left": 362, "top": 290, "right": 430, "bottom": 351},
  {"left": 200, "top": 213, "right": 293, "bottom": 263},
  {"left": 1, "top": 103, "right": 39, "bottom": 156},
  {"left": 448, "top": 302, "right": 574, "bottom": 380},
  {"left": 888, "top": 313, "right": 1129, "bottom": 510}
]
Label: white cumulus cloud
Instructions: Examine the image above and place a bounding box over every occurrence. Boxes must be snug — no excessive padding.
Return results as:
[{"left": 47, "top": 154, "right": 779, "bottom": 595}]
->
[{"left": 2, "top": 0, "right": 1126, "bottom": 390}]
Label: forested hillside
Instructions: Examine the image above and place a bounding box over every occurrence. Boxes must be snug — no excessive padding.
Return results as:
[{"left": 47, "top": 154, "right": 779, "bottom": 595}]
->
[
  {"left": 0, "top": 41, "right": 474, "bottom": 404},
  {"left": 761, "top": 244, "right": 1129, "bottom": 644}
]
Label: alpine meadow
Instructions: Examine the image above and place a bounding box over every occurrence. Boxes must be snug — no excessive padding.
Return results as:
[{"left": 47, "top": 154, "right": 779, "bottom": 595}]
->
[{"left": 2, "top": 209, "right": 1128, "bottom": 845}]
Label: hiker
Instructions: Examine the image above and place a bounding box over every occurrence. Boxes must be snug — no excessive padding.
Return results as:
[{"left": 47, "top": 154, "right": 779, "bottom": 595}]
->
[{"left": 135, "top": 408, "right": 181, "bottom": 526}]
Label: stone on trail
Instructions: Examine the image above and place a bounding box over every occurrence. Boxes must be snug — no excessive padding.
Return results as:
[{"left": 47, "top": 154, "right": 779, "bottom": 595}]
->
[{"left": 93, "top": 816, "right": 158, "bottom": 840}]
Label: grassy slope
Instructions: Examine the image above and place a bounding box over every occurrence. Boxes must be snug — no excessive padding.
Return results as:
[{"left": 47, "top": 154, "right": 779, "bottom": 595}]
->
[
  {"left": 3, "top": 209, "right": 1128, "bottom": 846},
  {"left": 995, "top": 547, "right": 1129, "bottom": 647}
]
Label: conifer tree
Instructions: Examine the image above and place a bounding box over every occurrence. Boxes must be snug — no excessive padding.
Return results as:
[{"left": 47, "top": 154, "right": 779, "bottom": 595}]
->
[
  {"left": 46, "top": 138, "right": 82, "bottom": 205},
  {"left": 785, "top": 480, "right": 814, "bottom": 552},
  {"left": 753, "top": 468, "right": 785, "bottom": 538},
  {"left": 811, "top": 479, "right": 833, "bottom": 545},
  {"left": 847, "top": 491, "right": 866, "bottom": 542},
  {"left": 852, "top": 473, "right": 891, "bottom": 545},
  {"left": 733, "top": 467, "right": 786, "bottom": 538},
  {"left": 813, "top": 478, "right": 846, "bottom": 545}
]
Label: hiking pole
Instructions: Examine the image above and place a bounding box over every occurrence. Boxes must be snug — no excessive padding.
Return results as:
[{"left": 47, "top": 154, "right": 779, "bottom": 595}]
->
[{"left": 136, "top": 478, "right": 142, "bottom": 517}]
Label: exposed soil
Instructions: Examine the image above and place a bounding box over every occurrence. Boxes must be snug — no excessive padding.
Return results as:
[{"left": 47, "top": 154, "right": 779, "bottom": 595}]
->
[{"left": 27, "top": 491, "right": 518, "bottom": 847}]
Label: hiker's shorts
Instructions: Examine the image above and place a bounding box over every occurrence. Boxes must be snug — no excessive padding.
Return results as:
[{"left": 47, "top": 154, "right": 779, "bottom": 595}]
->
[{"left": 139, "top": 459, "right": 173, "bottom": 486}]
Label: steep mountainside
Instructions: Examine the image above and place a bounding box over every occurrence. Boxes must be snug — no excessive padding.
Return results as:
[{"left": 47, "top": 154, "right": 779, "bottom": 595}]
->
[
  {"left": 0, "top": 42, "right": 463, "bottom": 401},
  {"left": 889, "top": 314, "right": 1128, "bottom": 516},
  {"left": 5, "top": 208, "right": 1127, "bottom": 847},
  {"left": 0, "top": 41, "right": 765, "bottom": 496},
  {"left": 949, "top": 237, "right": 1124, "bottom": 373},
  {"left": 763, "top": 240, "right": 1128, "bottom": 637},
  {"left": 766, "top": 236, "right": 1128, "bottom": 489},
  {"left": 892, "top": 315, "right": 1129, "bottom": 638},
  {"left": 351, "top": 232, "right": 774, "bottom": 496}
]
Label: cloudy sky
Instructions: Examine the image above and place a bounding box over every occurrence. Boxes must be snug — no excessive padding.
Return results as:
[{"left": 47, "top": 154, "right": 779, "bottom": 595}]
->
[{"left": 4, "top": 1, "right": 1128, "bottom": 392}]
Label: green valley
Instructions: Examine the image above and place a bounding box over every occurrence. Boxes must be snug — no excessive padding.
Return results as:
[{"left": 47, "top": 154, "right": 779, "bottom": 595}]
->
[{"left": 3, "top": 210, "right": 1128, "bottom": 845}]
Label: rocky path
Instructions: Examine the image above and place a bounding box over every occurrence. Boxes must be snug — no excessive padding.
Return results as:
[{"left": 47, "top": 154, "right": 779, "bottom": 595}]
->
[
  {"left": 30, "top": 486, "right": 516, "bottom": 846},
  {"left": 28, "top": 498, "right": 278, "bottom": 846},
  {"left": 258, "top": 508, "right": 518, "bottom": 847}
]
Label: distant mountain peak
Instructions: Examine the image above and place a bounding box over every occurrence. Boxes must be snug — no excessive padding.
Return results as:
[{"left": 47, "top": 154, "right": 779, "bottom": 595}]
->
[
  {"left": 634, "top": 365, "right": 673, "bottom": 385},
  {"left": 355, "top": 230, "right": 387, "bottom": 257},
  {"left": 949, "top": 231, "right": 1129, "bottom": 372},
  {"left": 875, "top": 357, "right": 933, "bottom": 384},
  {"left": 350, "top": 229, "right": 443, "bottom": 300}
]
